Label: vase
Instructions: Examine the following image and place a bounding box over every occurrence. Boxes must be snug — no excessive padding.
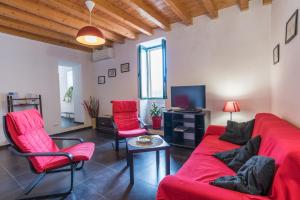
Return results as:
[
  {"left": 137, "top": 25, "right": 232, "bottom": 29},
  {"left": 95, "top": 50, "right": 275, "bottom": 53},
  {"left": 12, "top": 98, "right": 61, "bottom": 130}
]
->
[
  {"left": 152, "top": 116, "right": 162, "bottom": 129},
  {"left": 91, "top": 117, "right": 97, "bottom": 129}
]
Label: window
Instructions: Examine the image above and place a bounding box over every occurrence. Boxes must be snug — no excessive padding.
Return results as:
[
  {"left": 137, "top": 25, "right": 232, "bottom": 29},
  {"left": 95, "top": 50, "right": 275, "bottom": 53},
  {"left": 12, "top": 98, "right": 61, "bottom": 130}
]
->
[{"left": 138, "top": 39, "right": 167, "bottom": 99}]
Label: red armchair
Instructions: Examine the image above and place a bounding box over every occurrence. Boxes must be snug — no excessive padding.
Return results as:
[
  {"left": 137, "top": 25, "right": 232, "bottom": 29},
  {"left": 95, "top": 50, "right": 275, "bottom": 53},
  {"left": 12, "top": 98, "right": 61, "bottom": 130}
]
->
[
  {"left": 3, "top": 109, "right": 95, "bottom": 199},
  {"left": 111, "top": 100, "right": 147, "bottom": 151}
]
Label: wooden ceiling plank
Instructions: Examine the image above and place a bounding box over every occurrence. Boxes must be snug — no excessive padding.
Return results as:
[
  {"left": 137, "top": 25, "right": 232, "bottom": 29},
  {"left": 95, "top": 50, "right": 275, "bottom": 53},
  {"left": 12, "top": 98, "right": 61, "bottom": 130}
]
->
[
  {"left": 0, "top": 3, "right": 78, "bottom": 38},
  {"left": 0, "top": 25, "right": 92, "bottom": 52},
  {"left": 238, "top": 0, "right": 249, "bottom": 11},
  {"left": 202, "top": 0, "right": 218, "bottom": 19},
  {"left": 0, "top": 16, "right": 93, "bottom": 48},
  {"left": 40, "top": 0, "right": 136, "bottom": 39},
  {"left": 162, "top": 0, "right": 192, "bottom": 25},
  {"left": 126, "top": 0, "right": 170, "bottom": 31},
  {"left": 0, "top": 0, "right": 124, "bottom": 43},
  {"left": 93, "top": 0, "right": 153, "bottom": 35},
  {"left": 263, "top": 0, "right": 272, "bottom": 5}
]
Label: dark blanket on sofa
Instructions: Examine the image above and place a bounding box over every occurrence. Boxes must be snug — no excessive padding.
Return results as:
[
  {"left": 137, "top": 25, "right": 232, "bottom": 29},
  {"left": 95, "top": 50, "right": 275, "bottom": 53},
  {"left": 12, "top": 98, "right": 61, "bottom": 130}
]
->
[
  {"left": 214, "top": 136, "right": 261, "bottom": 172},
  {"left": 211, "top": 155, "right": 275, "bottom": 195}
]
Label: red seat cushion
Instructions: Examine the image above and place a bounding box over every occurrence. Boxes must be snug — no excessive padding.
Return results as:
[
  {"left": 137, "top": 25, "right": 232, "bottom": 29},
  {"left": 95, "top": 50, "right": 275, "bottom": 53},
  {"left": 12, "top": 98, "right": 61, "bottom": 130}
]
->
[
  {"left": 176, "top": 135, "right": 239, "bottom": 181},
  {"left": 118, "top": 128, "right": 147, "bottom": 138},
  {"left": 6, "top": 109, "right": 95, "bottom": 173},
  {"left": 43, "top": 142, "right": 95, "bottom": 171}
]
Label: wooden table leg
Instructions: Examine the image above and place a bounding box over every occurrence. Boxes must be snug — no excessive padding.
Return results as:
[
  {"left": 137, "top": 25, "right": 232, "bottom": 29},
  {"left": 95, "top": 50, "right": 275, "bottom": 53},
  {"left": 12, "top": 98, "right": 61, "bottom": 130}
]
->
[
  {"left": 126, "top": 142, "right": 129, "bottom": 167},
  {"left": 165, "top": 148, "right": 170, "bottom": 175},
  {"left": 129, "top": 152, "right": 134, "bottom": 184}
]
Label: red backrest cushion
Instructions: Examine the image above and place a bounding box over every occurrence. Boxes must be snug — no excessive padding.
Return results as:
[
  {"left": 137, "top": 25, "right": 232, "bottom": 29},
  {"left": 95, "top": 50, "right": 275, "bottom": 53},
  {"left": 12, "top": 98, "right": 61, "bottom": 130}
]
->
[
  {"left": 6, "top": 109, "right": 59, "bottom": 172},
  {"left": 254, "top": 113, "right": 300, "bottom": 200},
  {"left": 112, "top": 100, "right": 139, "bottom": 131}
]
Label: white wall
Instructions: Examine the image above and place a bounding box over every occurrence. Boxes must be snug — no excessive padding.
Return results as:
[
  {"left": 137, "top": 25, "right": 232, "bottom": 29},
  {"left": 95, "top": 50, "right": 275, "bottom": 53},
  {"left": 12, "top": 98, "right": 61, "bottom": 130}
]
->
[
  {"left": 92, "top": 0, "right": 272, "bottom": 125},
  {"left": 271, "top": 0, "right": 300, "bottom": 126},
  {"left": 0, "top": 33, "right": 93, "bottom": 145}
]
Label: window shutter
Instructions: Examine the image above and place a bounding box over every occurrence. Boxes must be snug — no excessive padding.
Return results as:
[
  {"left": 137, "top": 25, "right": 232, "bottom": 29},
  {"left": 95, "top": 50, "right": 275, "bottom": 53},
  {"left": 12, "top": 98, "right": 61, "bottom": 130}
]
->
[{"left": 162, "top": 39, "right": 167, "bottom": 99}]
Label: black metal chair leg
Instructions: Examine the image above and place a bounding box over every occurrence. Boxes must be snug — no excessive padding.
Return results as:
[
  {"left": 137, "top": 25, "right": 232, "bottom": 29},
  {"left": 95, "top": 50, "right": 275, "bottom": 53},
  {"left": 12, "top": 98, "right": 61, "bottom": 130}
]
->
[
  {"left": 17, "top": 164, "right": 76, "bottom": 200},
  {"left": 76, "top": 161, "right": 85, "bottom": 170},
  {"left": 115, "top": 134, "right": 119, "bottom": 152},
  {"left": 23, "top": 173, "right": 46, "bottom": 195}
]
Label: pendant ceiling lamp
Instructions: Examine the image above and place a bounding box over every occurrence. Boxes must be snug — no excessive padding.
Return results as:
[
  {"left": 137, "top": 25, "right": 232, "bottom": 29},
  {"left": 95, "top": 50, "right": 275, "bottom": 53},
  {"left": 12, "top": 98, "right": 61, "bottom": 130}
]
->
[{"left": 76, "top": 0, "right": 105, "bottom": 46}]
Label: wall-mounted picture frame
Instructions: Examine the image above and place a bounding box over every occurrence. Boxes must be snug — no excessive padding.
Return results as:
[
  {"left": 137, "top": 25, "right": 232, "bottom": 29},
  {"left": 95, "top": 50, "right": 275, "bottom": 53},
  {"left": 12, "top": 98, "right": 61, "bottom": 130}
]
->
[
  {"left": 108, "top": 68, "right": 116, "bottom": 77},
  {"left": 98, "top": 76, "right": 105, "bottom": 84},
  {"left": 120, "top": 63, "right": 130, "bottom": 73},
  {"left": 273, "top": 44, "right": 280, "bottom": 65},
  {"left": 285, "top": 9, "right": 298, "bottom": 44}
]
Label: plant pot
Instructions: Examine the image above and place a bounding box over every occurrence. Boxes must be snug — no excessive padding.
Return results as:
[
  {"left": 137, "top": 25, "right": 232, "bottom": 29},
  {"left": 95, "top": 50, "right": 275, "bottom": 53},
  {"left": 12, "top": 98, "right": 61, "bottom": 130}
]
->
[
  {"left": 91, "top": 117, "right": 97, "bottom": 129},
  {"left": 152, "top": 116, "right": 162, "bottom": 129}
]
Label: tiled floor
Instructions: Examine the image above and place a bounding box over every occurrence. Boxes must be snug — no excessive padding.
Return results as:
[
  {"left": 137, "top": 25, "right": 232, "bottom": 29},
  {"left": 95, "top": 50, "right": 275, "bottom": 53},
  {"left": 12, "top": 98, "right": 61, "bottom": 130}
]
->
[
  {"left": 0, "top": 129, "right": 192, "bottom": 200},
  {"left": 60, "top": 117, "right": 84, "bottom": 129}
]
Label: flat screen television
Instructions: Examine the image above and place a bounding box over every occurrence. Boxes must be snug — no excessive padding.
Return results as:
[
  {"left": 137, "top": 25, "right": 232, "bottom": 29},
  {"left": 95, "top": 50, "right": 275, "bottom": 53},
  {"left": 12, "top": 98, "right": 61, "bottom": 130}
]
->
[{"left": 171, "top": 85, "right": 206, "bottom": 110}]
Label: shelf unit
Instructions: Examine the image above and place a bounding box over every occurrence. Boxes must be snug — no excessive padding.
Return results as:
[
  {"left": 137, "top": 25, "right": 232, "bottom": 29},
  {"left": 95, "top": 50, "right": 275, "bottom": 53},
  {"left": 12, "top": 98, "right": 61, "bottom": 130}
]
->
[
  {"left": 7, "top": 95, "right": 43, "bottom": 117},
  {"left": 164, "top": 110, "right": 210, "bottom": 149}
]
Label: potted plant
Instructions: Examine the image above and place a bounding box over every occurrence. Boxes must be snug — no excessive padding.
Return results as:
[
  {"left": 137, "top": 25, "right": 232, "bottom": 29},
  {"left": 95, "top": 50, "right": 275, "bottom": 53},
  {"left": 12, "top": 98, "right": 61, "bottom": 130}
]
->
[
  {"left": 83, "top": 96, "right": 99, "bottom": 129},
  {"left": 150, "top": 103, "right": 162, "bottom": 129}
]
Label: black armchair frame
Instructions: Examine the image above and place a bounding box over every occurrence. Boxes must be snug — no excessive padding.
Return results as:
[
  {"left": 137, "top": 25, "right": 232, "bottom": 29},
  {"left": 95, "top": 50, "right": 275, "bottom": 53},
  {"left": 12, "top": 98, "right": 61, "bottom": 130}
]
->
[{"left": 2, "top": 116, "right": 85, "bottom": 200}]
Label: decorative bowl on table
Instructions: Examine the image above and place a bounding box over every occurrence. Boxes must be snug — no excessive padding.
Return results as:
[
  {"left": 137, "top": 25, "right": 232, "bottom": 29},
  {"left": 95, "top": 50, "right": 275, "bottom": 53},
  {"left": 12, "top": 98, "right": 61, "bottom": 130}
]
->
[{"left": 136, "top": 135, "right": 153, "bottom": 145}]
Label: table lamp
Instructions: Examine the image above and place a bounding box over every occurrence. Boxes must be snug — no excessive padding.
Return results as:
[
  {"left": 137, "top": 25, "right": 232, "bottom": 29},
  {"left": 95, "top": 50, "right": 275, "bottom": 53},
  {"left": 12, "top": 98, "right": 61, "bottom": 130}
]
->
[{"left": 223, "top": 101, "right": 240, "bottom": 121}]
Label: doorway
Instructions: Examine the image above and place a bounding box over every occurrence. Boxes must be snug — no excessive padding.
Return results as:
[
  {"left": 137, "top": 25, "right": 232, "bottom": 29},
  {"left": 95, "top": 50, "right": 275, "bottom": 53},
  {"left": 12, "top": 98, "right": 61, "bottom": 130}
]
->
[{"left": 58, "top": 63, "right": 84, "bottom": 129}]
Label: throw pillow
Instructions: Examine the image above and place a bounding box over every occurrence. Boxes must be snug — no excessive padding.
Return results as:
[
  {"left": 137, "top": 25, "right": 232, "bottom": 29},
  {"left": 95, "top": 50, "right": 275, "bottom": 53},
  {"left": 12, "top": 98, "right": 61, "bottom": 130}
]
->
[
  {"left": 210, "top": 155, "right": 275, "bottom": 195},
  {"left": 219, "top": 119, "right": 255, "bottom": 145},
  {"left": 214, "top": 136, "right": 261, "bottom": 172}
]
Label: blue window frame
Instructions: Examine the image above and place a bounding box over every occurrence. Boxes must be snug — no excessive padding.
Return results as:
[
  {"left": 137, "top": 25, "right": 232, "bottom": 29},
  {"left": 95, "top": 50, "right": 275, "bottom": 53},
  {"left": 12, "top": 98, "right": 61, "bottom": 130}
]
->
[{"left": 138, "top": 39, "right": 167, "bottom": 99}]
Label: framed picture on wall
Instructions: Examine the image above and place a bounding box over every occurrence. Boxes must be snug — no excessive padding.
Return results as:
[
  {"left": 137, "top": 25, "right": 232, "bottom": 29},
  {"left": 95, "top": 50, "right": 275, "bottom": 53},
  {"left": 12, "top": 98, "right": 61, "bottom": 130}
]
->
[
  {"left": 98, "top": 76, "right": 105, "bottom": 84},
  {"left": 273, "top": 44, "right": 280, "bottom": 65},
  {"left": 108, "top": 68, "right": 116, "bottom": 77},
  {"left": 285, "top": 9, "right": 298, "bottom": 44},
  {"left": 120, "top": 63, "right": 130, "bottom": 73}
]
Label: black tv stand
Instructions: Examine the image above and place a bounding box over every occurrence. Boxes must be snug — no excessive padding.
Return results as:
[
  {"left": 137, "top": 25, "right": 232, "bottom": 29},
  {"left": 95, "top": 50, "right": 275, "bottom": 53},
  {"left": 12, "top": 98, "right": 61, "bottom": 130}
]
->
[
  {"left": 173, "top": 109, "right": 202, "bottom": 113},
  {"left": 164, "top": 110, "right": 210, "bottom": 149}
]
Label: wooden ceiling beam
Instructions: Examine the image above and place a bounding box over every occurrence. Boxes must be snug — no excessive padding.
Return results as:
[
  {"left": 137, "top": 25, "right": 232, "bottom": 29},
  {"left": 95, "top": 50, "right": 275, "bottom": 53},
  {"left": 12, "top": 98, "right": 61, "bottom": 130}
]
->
[
  {"left": 263, "top": 0, "right": 272, "bottom": 5},
  {"left": 0, "top": 16, "right": 94, "bottom": 48},
  {"left": 0, "top": 3, "right": 77, "bottom": 38},
  {"left": 40, "top": 0, "right": 136, "bottom": 40},
  {"left": 238, "top": 0, "right": 249, "bottom": 11},
  {"left": 0, "top": 3, "right": 113, "bottom": 47},
  {"left": 162, "top": 0, "right": 192, "bottom": 25},
  {"left": 93, "top": 0, "right": 153, "bottom": 35},
  {"left": 0, "top": 25, "right": 92, "bottom": 52},
  {"left": 126, "top": 0, "right": 170, "bottom": 31},
  {"left": 202, "top": 0, "right": 218, "bottom": 19},
  {"left": 0, "top": 0, "right": 124, "bottom": 43}
]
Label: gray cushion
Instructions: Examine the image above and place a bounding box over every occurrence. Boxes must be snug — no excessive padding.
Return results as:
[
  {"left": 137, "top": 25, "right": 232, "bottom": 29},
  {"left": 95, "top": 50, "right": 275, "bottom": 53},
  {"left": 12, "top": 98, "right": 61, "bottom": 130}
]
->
[{"left": 220, "top": 119, "right": 255, "bottom": 145}]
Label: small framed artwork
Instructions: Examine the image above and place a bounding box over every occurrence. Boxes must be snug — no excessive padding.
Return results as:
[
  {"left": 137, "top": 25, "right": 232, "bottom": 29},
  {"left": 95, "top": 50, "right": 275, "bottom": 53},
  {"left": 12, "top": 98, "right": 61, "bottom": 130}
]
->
[
  {"left": 285, "top": 9, "right": 298, "bottom": 44},
  {"left": 98, "top": 76, "right": 105, "bottom": 84},
  {"left": 120, "top": 63, "right": 130, "bottom": 73},
  {"left": 273, "top": 44, "right": 280, "bottom": 65},
  {"left": 108, "top": 68, "right": 116, "bottom": 77}
]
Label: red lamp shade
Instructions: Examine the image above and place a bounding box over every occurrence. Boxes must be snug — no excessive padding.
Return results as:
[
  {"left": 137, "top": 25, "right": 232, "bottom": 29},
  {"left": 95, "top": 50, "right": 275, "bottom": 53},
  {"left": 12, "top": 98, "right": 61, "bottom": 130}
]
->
[
  {"left": 76, "top": 26, "right": 105, "bottom": 46},
  {"left": 223, "top": 101, "right": 240, "bottom": 112}
]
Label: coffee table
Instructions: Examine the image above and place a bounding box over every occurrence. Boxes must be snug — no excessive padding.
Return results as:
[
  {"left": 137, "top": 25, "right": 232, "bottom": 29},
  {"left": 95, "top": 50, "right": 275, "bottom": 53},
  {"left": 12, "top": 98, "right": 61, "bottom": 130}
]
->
[{"left": 126, "top": 135, "right": 170, "bottom": 184}]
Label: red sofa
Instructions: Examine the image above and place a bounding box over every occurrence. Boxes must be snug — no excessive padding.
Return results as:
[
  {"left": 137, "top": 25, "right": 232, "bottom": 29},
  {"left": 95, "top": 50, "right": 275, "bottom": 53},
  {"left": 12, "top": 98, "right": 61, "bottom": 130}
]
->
[{"left": 157, "top": 113, "right": 300, "bottom": 200}]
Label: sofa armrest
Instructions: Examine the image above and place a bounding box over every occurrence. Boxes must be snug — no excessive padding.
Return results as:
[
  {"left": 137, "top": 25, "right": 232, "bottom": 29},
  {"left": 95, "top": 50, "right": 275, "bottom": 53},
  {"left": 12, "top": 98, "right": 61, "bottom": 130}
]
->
[
  {"left": 157, "top": 176, "right": 244, "bottom": 200},
  {"left": 204, "top": 125, "right": 226, "bottom": 137}
]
